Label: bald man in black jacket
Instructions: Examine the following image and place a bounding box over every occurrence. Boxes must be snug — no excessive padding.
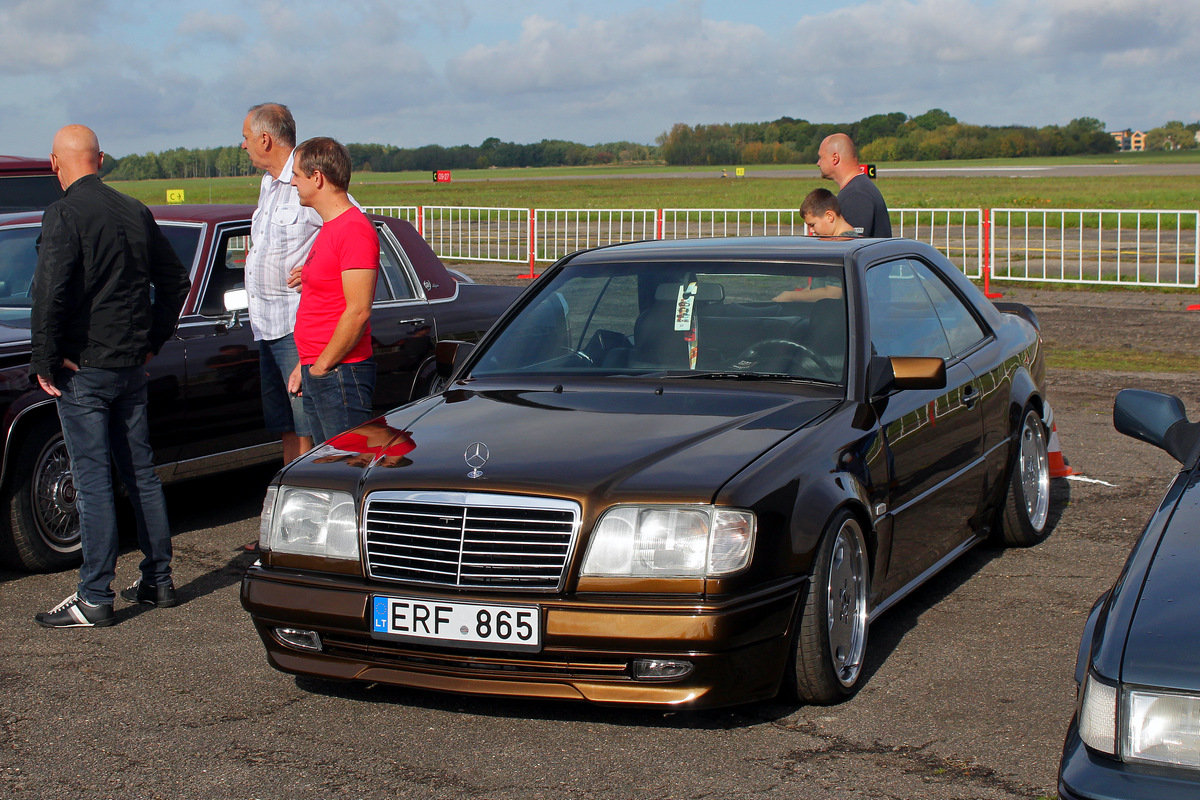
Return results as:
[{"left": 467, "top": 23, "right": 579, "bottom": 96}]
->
[{"left": 30, "top": 124, "right": 191, "bottom": 628}]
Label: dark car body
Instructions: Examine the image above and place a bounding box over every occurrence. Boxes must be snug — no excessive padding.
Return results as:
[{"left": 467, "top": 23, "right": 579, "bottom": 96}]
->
[
  {"left": 241, "top": 235, "right": 1053, "bottom": 709},
  {"left": 0, "top": 156, "right": 63, "bottom": 213},
  {"left": 1059, "top": 389, "right": 1200, "bottom": 799},
  {"left": 0, "top": 204, "right": 521, "bottom": 572}
]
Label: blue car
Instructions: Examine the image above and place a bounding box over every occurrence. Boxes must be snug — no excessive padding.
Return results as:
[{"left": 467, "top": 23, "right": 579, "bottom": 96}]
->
[{"left": 1060, "top": 389, "right": 1200, "bottom": 799}]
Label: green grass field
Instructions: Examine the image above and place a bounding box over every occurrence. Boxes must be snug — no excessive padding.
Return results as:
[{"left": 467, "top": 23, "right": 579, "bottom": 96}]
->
[
  {"left": 112, "top": 151, "right": 1200, "bottom": 212},
  {"left": 108, "top": 152, "right": 1200, "bottom": 374}
]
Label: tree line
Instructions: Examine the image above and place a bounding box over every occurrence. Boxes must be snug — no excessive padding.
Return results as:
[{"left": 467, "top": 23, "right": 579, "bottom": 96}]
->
[
  {"left": 99, "top": 139, "right": 656, "bottom": 181},
  {"left": 99, "top": 112, "right": 1199, "bottom": 180},
  {"left": 657, "top": 111, "right": 1199, "bottom": 165}
]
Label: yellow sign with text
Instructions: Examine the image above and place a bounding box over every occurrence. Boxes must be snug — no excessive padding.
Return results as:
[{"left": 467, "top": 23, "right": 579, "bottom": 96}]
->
[
  {"left": 735, "top": 168, "right": 745, "bottom": 178},
  {"left": 166, "top": 190, "right": 185, "bottom": 204}
]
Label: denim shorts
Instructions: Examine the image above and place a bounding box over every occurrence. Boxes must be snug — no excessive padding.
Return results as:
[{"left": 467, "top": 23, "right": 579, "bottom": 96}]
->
[{"left": 259, "top": 333, "right": 313, "bottom": 438}]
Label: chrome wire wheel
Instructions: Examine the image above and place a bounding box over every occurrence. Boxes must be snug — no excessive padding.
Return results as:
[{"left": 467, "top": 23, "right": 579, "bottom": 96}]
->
[
  {"left": 825, "top": 517, "right": 868, "bottom": 688},
  {"left": 1017, "top": 410, "right": 1050, "bottom": 533},
  {"left": 31, "top": 434, "right": 79, "bottom": 551}
]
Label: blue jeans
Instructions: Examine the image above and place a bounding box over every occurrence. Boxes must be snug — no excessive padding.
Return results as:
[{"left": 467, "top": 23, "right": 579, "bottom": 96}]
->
[
  {"left": 56, "top": 365, "right": 172, "bottom": 605},
  {"left": 300, "top": 360, "right": 376, "bottom": 443},
  {"left": 259, "top": 333, "right": 312, "bottom": 438}
]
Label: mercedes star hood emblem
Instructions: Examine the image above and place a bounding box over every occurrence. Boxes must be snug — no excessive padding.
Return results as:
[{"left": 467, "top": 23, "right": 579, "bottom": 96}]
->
[{"left": 464, "top": 442, "right": 489, "bottom": 479}]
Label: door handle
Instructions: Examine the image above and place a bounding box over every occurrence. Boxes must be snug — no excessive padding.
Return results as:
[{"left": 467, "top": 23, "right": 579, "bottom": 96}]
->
[
  {"left": 397, "top": 318, "right": 426, "bottom": 326},
  {"left": 961, "top": 385, "right": 978, "bottom": 410}
]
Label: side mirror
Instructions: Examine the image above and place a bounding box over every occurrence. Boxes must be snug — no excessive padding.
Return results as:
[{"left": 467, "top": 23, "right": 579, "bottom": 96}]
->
[
  {"left": 216, "top": 288, "right": 249, "bottom": 332},
  {"left": 435, "top": 340, "right": 475, "bottom": 379},
  {"left": 869, "top": 355, "right": 946, "bottom": 396},
  {"left": 1114, "top": 388, "right": 1200, "bottom": 466},
  {"left": 224, "top": 288, "right": 249, "bottom": 312}
]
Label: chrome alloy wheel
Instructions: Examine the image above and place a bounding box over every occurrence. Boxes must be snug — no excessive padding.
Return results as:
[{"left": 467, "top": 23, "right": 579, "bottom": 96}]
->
[
  {"left": 32, "top": 435, "right": 80, "bottom": 550},
  {"left": 1018, "top": 410, "right": 1050, "bottom": 533},
  {"left": 825, "top": 517, "right": 868, "bottom": 688}
]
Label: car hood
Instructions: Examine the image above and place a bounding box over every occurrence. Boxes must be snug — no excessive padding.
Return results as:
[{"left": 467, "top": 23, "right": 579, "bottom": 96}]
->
[
  {"left": 287, "top": 381, "right": 841, "bottom": 503},
  {"left": 1120, "top": 475, "right": 1200, "bottom": 691}
]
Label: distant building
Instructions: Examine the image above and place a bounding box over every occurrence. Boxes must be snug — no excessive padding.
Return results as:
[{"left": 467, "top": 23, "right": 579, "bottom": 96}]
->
[{"left": 1109, "top": 129, "right": 1145, "bottom": 152}]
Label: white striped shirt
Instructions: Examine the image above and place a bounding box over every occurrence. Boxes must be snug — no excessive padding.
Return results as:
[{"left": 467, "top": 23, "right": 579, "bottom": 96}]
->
[{"left": 244, "top": 150, "right": 322, "bottom": 341}]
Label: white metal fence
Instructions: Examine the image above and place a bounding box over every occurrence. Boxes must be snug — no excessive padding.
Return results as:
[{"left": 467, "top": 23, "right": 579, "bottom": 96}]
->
[
  {"left": 895, "top": 208, "right": 984, "bottom": 279},
  {"left": 989, "top": 209, "right": 1200, "bottom": 287},
  {"left": 365, "top": 206, "right": 420, "bottom": 227},
  {"left": 659, "top": 209, "right": 808, "bottom": 240},
  {"left": 363, "top": 205, "right": 1200, "bottom": 288},
  {"left": 533, "top": 209, "right": 657, "bottom": 263}
]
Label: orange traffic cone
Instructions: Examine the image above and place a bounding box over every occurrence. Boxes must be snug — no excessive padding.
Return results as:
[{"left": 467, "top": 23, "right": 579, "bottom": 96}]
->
[{"left": 1047, "top": 423, "right": 1078, "bottom": 478}]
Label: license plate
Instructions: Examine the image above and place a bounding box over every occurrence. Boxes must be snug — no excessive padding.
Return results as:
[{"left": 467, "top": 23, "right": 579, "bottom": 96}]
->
[{"left": 371, "top": 595, "right": 541, "bottom": 652}]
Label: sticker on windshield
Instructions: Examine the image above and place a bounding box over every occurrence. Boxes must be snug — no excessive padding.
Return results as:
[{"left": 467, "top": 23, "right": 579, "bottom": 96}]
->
[{"left": 674, "top": 282, "right": 697, "bottom": 331}]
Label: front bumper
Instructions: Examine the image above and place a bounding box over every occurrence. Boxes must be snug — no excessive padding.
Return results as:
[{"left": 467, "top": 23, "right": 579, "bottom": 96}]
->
[
  {"left": 241, "top": 563, "right": 802, "bottom": 709},
  {"left": 1059, "top": 718, "right": 1200, "bottom": 800}
]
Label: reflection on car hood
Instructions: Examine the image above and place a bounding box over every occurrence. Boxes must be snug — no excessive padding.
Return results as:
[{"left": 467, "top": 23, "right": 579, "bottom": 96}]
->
[
  {"left": 1122, "top": 471, "right": 1200, "bottom": 691},
  {"left": 290, "top": 382, "right": 840, "bottom": 501}
]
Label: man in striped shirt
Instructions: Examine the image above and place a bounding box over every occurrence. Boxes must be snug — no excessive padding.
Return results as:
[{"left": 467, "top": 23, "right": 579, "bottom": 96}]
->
[{"left": 240, "top": 103, "right": 319, "bottom": 464}]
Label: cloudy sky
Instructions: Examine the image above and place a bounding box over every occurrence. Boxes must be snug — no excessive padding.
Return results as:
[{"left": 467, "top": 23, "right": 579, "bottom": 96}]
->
[{"left": 1, "top": 0, "right": 1197, "bottom": 158}]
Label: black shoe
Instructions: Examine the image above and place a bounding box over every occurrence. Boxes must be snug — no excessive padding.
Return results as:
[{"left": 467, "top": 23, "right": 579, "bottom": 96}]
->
[
  {"left": 120, "top": 579, "right": 178, "bottom": 608},
  {"left": 35, "top": 593, "right": 115, "bottom": 628}
]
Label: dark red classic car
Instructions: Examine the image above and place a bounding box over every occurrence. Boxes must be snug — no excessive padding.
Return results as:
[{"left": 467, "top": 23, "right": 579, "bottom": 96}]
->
[{"left": 0, "top": 204, "right": 521, "bottom": 572}]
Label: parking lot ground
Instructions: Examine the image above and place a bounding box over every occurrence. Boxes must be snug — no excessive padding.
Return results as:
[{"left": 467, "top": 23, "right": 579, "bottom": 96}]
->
[{"left": 3, "top": 283, "right": 1199, "bottom": 799}]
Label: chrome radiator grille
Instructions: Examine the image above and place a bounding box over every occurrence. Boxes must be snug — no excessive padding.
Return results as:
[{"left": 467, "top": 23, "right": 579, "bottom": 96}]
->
[{"left": 364, "top": 492, "right": 580, "bottom": 591}]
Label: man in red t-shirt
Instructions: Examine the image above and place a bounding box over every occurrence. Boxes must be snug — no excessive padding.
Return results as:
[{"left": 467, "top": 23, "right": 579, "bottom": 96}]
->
[{"left": 285, "top": 137, "right": 378, "bottom": 442}]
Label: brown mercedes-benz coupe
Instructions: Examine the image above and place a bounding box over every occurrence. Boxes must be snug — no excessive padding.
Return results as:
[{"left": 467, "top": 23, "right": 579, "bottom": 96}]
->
[{"left": 242, "top": 234, "right": 1054, "bottom": 708}]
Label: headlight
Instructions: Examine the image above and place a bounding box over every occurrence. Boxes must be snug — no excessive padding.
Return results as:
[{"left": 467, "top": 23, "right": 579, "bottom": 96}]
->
[
  {"left": 258, "top": 485, "right": 278, "bottom": 549},
  {"left": 1078, "top": 672, "right": 1118, "bottom": 755},
  {"left": 1077, "top": 673, "right": 1200, "bottom": 770},
  {"left": 1127, "top": 690, "right": 1200, "bottom": 768},
  {"left": 580, "top": 506, "right": 754, "bottom": 578},
  {"left": 263, "top": 486, "right": 359, "bottom": 560}
]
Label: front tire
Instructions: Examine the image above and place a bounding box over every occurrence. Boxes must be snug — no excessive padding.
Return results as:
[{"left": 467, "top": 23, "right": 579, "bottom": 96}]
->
[
  {"left": 0, "top": 417, "right": 82, "bottom": 572},
  {"left": 786, "top": 510, "right": 870, "bottom": 705},
  {"left": 999, "top": 407, "right": 1051, "bottom": 547}
]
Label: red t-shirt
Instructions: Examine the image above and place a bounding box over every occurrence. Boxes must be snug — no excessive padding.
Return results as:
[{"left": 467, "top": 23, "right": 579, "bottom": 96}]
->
[{"left": 294, "top": 207, "right": 378, "bottom": 365}]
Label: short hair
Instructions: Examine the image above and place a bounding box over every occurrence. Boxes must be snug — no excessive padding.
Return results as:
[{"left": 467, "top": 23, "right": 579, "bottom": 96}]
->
[
  {"left": 246, "top": 103, "right": 296, "bottom": 148},
  {"left": 801, "top": 187, "right": 841, "bottom": 218},
  {"left": 294, "top": 137, "right": 351, "bottom": 191}
]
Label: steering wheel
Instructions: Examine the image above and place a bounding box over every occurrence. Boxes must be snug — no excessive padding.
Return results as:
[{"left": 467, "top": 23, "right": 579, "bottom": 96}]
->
[{"left": 733, "top": 339, "right": 832, "bottom": 377}]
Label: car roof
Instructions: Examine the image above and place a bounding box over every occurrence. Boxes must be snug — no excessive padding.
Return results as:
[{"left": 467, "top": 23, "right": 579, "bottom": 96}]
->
[
  {"left": 564, "top": 235, "right": 892, "bottom": 266},
  {"left": 0, "top": 155, "right": 53, "bottom": 176},
  {"left": 146, "top": 204, "right": 257, "bottom": 224}
]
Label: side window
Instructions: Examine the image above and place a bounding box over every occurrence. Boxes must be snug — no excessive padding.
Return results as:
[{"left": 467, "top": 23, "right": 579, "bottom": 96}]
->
[
  {"left": 0, "top": 226, "right": 39, "bottom": 302},
  {"left": 911, "top": 261, "right": 987, "bottom": 356},
  {"left": 375, "top": 225, "right": 415, "bottom": 302},
  {"left": 199, "top": 229, "right": 249, "bottom": 316},
  {"left": 865, "top": 260, "right": 951, "bottom": 359}
]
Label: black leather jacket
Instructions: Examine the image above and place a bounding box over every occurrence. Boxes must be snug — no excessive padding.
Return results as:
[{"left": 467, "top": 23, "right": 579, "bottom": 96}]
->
[{"left": 29, "top": 174, "right": 191, "bottom": 382}]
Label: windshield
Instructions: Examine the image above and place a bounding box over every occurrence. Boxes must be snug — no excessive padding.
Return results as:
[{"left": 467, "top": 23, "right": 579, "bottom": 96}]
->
[
  {"left": 472, "top": 260, "right": 847, "bottom": 385},
  {"left": 0, "top": 222, "right": 202, "bottom": 325}
]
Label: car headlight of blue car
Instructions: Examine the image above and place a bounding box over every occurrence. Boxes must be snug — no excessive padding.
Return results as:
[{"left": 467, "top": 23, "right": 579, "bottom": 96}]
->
[{"left": 1080, "top": 673, "right": 1200, "bottom": 769}]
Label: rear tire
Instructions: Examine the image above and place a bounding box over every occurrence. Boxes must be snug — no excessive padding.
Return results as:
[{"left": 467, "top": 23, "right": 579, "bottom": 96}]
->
[
  {"left": 785, "top": 510, "right": 870, "bottom": 704},
  {"left": 0, "top": 417, "right": 82, "bottom": 572},
  {"left": 999, "top": 406, "right": 1051, "bottom": 547}
]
